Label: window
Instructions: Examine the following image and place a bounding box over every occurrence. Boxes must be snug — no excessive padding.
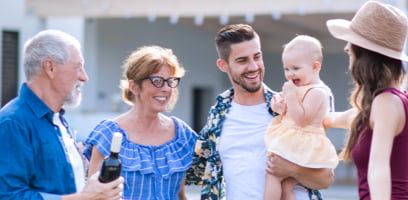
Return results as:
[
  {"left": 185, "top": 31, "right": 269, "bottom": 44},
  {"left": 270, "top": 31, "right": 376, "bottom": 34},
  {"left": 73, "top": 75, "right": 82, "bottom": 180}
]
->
[
  {"left": 1, "top": 30, "right": 19, "bottom": 107},
  {"left": 192, "top": 87, "right": 213, "bottom": 132}
]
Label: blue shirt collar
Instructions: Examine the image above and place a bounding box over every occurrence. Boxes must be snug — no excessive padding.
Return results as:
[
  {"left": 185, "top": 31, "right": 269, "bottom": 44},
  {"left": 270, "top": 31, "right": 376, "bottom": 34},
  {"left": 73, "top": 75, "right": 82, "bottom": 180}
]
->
[{"left": 20, "top": 83, "right": 65, "bottom": 121}]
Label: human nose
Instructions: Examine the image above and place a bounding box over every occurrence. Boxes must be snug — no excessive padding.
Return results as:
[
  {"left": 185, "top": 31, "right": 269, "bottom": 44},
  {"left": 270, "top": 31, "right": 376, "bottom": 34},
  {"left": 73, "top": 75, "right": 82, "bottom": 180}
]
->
[
  {"left": 159, "top": 83, "right": 173, "bottom": 92},
  {"left": 344, "top": 42, "right": 350, "bottom": 53},
  {"left": 286, "top": 70, "right": 295, "bottom": 78},
  {"left": 79, "top": 67, "right": 89, "bottom": 82},
  {"left": 247, "top": 59, "right": 259, "bottom": 71}
]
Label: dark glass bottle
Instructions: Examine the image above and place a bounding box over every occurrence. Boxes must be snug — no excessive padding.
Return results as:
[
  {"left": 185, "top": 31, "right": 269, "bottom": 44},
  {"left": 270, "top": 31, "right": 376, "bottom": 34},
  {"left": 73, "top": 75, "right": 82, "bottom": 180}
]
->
[{"left": 99, "top": 132, "right": 122, "bottom": 183}]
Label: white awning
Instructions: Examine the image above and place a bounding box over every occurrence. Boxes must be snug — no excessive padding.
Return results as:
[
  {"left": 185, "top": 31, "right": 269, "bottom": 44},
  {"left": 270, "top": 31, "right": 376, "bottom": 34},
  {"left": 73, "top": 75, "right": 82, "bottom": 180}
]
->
[{"left": 27, "top": 0, "right": 405, "bottom": 18}]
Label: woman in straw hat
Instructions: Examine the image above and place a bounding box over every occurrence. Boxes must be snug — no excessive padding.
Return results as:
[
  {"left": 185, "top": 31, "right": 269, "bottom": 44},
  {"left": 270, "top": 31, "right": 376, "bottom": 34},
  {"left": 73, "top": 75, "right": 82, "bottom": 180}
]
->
[{"left": 325, "top": 1, "right": 408, "bottom": 199}]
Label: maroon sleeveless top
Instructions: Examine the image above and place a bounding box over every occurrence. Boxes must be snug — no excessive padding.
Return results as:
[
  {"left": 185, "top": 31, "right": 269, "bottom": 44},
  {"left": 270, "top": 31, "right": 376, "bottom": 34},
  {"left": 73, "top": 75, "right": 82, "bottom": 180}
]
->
[{"left": 352, "top": 88, "right": 408, "bottom": 200}]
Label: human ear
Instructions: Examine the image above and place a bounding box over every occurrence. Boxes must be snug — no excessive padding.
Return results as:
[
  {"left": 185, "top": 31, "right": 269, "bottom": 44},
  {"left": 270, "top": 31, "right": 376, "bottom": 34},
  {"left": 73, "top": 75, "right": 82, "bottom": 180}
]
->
[
  {"left": 313, "top": 61, "right": 321, "bottom": 72},
  {"left": 43, "top": 59, "right": 55, "bottom": 78},
  {"left": 129, "top": 80, "right": 144, "bottom": 96},
  {"left": 216, "top": 58, "right": 228, "bottom": 72}
]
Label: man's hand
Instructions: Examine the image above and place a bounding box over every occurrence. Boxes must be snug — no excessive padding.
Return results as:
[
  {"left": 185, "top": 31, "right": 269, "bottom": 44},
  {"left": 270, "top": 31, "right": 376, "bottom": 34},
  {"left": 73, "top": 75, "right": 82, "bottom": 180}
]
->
[
  {"left": 266, "top": 154, "right": 297, "bottom": 179},
  {"left": 80, "top": 172, "right": 124, "bottom": 200},
  {"left": 266, "top": 154, "right": 334, "bottom": 190}
]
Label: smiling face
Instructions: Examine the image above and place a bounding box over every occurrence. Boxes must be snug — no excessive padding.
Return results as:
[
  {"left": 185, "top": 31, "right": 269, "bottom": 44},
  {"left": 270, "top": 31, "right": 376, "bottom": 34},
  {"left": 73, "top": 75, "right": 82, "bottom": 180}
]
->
[
  {"left": 218, "top": 37, "right": 264, "bottom": 93},
  {"left": 281, "top": 36, "right": 322, "bottom": 86},
  {"left": 137, "top": 64, "right": 176, "bottom": 113},
  {"left": 121, "top": 46, "right": 184, "bottom": 112},
  {"left": 282, "top": 47, "right": 320, "bottom": 86}
]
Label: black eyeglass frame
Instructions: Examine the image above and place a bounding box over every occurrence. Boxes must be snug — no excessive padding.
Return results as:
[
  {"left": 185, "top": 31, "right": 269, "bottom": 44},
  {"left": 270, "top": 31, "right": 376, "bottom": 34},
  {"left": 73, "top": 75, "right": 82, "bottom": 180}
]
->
[{"left": 142, "top": 76, "right": 181, "bottom": 88}]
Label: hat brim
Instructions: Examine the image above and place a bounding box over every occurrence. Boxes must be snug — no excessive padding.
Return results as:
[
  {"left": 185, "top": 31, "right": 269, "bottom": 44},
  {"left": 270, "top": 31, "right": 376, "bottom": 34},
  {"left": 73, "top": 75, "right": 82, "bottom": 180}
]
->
[{"left": 327, "top": 19, "right": 408, "bottom": 62}]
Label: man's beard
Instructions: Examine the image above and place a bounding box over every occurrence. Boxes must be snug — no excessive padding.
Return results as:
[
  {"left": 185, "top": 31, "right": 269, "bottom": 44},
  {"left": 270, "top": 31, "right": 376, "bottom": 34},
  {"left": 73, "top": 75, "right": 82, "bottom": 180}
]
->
[
  {"left": 64, "top": 82, "right": 82, "bottom": 108},
  {"left": 232, "top": 70, "right": 263, "bottom": 93}
]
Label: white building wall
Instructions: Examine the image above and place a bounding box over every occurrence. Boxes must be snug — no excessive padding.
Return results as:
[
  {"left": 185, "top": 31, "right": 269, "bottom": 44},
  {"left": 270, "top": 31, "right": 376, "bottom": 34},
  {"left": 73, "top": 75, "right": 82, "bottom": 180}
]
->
[
  {"left": 0, "top": 0, "right": 25, "bottom": 98},
  {"left": 46, "top": 17, "right": 85, "bottom": 45},
  {"left": 0, "top": 0, "right": 25, "bottom": 29},
  {"left": 90, "top": 18, "right": 222, "bottom": 119}
]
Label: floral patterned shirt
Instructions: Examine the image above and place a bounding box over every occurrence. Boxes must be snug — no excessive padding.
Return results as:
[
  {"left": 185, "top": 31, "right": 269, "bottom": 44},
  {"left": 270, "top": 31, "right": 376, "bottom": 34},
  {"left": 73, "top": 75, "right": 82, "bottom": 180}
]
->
[{"left": 185, "top": 85, "right": 323, "bottom": 200}]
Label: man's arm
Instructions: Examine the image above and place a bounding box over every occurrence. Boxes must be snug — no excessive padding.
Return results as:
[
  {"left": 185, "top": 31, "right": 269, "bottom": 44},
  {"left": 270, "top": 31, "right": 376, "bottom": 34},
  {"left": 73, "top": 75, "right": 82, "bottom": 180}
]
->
[
  {"left": 185, "top": 137, "right": 207, "bottom": 185},
  {"left": 266, "top": 155, "right": 334, "bottom": 189},
  {"left": 185, "top": 107, "right": 216, "bottom": 186},
  {"left": 0, "top": 119, "right": 124, "bottom": 200},
  {"left": 0, "top": 119, "right": 44, "bottom": 199}
]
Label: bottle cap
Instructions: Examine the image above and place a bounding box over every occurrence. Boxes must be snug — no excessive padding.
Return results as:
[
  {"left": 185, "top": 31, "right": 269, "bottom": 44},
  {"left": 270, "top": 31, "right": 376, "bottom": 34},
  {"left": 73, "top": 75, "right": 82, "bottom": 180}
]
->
[{"left": 111, "top": 132, "right": 123, "bottom": 153}]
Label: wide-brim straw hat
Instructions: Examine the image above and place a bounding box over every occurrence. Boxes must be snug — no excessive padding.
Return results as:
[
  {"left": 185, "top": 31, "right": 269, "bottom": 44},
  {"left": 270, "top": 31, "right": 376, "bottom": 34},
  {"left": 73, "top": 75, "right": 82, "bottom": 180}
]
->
[{"left": 326, "top": 1, "right": 408, "bottom": 62}]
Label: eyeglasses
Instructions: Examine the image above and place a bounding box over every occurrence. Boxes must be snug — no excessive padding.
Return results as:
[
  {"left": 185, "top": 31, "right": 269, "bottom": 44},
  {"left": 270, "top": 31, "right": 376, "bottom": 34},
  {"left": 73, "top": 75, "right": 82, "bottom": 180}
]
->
[{"left": 142, "top": 76, "right": 181, "bottom": 88}]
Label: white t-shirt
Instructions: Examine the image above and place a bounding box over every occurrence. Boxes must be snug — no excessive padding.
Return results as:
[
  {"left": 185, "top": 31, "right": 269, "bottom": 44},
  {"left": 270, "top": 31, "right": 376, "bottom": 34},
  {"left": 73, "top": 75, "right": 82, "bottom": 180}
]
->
[
  {"left": 53, "top": 112, "right": 85, "bottom": 192},
  {"left": 219, "top": 101, "right": 309, "bottom": 200}
]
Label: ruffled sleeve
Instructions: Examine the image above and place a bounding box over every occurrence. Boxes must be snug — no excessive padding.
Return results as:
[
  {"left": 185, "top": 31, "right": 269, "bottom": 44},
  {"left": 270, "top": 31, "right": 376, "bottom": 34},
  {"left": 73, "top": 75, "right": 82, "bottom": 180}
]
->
[{"left": 83, "top": 120, "right": 121, "bottom": 160}]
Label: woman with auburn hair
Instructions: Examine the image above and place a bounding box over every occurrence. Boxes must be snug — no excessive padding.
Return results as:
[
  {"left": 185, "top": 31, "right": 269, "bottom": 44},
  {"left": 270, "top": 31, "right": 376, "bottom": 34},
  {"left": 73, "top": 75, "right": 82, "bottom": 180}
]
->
[{"left": 83, "top": 45, "right": 197, "bottom": 200}]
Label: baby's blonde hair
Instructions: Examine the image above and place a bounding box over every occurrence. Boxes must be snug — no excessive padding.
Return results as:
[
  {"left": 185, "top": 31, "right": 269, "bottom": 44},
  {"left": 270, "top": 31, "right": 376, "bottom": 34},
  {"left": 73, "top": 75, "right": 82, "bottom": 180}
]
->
[{"left": 283, "top": 35, "right": 323, "bottom": 64}]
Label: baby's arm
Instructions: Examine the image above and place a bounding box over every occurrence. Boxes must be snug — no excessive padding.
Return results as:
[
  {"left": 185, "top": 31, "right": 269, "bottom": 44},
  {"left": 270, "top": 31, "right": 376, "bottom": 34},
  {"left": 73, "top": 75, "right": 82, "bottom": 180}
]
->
[{"left": 283, "top": 82, "right": 327, "bottom": 127}]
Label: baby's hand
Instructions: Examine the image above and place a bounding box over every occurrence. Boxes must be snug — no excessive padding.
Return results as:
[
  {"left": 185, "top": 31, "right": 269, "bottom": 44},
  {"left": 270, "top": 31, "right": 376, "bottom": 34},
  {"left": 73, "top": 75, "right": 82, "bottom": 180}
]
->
[
  {"left": 271, "top": 93, "right": 286, "bottom": 114},
  {"left": 282, "top": 81, "right": 297, "bottom": 98}
]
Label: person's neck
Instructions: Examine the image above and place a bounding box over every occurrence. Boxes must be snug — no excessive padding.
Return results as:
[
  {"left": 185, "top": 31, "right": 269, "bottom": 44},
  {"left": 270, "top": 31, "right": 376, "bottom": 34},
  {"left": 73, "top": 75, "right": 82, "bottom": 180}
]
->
[
  {"left": 27, "top": 80, "right": 63, "bottom": 112},
  {"left": 389, "top": 81, "right": 403, "bottom": 90},
  {"left": 116, "top": 107, "right": 166, "bottom": 133},
  {"left": 232, "top": 86, "right": 265, "bottom": 106},
  {"left": 124, "top": 106, "right": 162, "bottom": 124},
  {"left": 309, "top": 77, "right": 321, "bottom": 85}
]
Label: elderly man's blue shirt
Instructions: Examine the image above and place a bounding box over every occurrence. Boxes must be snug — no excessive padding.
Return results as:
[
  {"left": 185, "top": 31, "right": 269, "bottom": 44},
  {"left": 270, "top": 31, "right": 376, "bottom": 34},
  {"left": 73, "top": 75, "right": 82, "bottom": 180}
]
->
[{"left": 0, "top": 83, "right": 76, "bottom": 200}]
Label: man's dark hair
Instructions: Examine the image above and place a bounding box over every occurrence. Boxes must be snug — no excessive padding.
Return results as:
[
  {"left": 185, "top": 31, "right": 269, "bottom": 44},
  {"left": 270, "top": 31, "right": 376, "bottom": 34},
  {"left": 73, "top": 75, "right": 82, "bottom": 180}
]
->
[{"left": 215, "top": 24, "right": 258, "bottom": 62}]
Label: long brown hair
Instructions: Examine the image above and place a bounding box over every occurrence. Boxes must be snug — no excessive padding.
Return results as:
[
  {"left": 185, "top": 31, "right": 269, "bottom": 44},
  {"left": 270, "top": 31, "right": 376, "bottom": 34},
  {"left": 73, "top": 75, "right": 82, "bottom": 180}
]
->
[{"left": 341, "top": 44, "right": 405, "bottom": 161}]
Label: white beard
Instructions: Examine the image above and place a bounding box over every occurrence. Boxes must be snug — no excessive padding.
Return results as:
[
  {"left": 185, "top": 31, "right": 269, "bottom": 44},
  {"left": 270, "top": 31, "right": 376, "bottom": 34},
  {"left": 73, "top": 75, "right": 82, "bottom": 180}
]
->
[{"left": 63, "top": 82, "right": 82, "bottom": 108}]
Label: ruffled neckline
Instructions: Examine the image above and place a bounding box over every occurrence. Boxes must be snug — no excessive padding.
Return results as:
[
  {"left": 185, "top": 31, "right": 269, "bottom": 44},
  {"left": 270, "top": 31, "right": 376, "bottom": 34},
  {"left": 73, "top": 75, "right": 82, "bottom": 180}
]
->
[
  {"left": 110, "top": 119, "right": 178, "bottom": 149},
  {"left": 89, "top": 117, "right": 196, "bottom": 179}
]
